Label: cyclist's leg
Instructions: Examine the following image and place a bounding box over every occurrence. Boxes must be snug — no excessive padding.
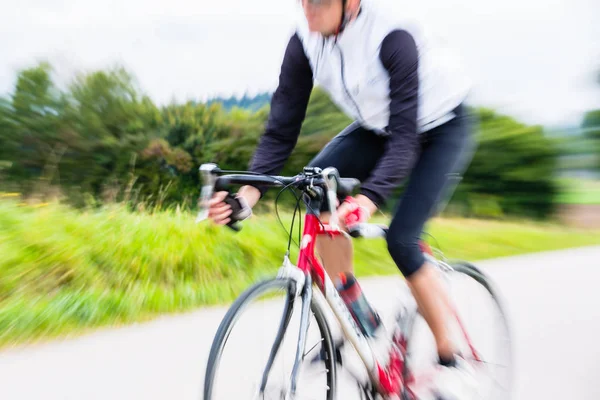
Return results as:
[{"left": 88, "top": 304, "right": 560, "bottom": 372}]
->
[
  {"left": 386, "top": 104, "right": 476, "bottom": 363},
  {"left": 307, "top": 121, "right": 386, "bottom": 280}
]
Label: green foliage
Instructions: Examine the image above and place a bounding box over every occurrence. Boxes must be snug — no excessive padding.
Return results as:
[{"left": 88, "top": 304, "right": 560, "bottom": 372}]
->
[
  {"left": 583, "top": 110, "right": 600, "bottom": 130},
  {"left": 582, "top": 109, "right": 600, "bottom": 170},
  {"left": 0, "top": 63, "right": 162, "bottom": 202},
  {"left": 0, "top": 63, "right": 65, "bottom": 183},
  {"left": 453, "top": 108, "right": 560, "bottom": 219},
  {"left": 0, "top": 62, "right": 565, "bottom": 218},
  {"left": 299, "top": 88, "right": 353, "bottom": 137},
  {"left": 1, "top": 198, "right": 599, "bottom": 348}
]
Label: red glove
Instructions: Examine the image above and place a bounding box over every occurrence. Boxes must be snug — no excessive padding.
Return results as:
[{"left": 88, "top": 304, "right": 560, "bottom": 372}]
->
[{"left": 342, "top": 196, "right": 370, "bottom": 227}]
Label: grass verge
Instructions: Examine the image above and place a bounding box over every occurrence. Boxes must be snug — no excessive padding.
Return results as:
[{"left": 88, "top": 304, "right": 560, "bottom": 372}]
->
[{"left": 1, "top": 199, "right": 599, "bottom": 349}]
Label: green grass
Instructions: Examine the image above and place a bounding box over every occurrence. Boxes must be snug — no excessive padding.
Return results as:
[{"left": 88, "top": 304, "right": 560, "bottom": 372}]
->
[
  {"left": 556, "top": 178, "right": 600, "bottom": 205},
  {"left": 1, "top": 199, "right": 599, "bottom": 349}
]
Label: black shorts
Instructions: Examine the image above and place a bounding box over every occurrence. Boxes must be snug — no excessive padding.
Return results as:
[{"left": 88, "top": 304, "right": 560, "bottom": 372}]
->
[{"left": 308, "top": 104, "right": 476, "bottom": 277}]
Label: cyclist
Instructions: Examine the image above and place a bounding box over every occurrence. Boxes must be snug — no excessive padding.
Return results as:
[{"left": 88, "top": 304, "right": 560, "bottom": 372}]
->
[{"left": 208, "top": 0, "right": 476, "bottom": 397}]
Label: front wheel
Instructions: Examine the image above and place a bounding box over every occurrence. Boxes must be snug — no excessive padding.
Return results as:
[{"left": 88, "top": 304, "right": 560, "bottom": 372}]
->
[{"left": 203, "top": 276, "right": 337, "bottom": 400}]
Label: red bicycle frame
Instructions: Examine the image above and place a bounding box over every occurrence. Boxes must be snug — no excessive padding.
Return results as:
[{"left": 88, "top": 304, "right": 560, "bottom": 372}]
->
[
  {"left": 292, "top": 206, "right": 480, "bottom": 397},
  {"left": 297, "top": 214, "right": 341, "bottom": 292},
  {"left": 292, "top": 207, "right": 406, "bottom": 395}
]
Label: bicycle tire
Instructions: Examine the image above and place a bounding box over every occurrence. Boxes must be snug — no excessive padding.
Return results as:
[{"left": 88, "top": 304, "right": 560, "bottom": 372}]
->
[
  {"left": 202, "top": 276, "right": 337, "bottom": 400},
  {"left": 447, "top": 261, "right": 514, "bottom": 399}
]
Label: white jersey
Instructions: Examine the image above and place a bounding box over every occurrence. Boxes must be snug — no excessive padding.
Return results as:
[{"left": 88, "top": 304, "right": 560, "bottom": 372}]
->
[{"left": 295, "top": 0, "right": 471, "bottom": 134}]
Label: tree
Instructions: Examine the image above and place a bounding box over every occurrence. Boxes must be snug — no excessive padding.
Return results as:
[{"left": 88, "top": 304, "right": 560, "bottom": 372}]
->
[
  {"left": 1, "top": 62, "right": 66, "bottom": 186},
  {"left": 0, "top": 63, "right": 562, "bottom": 217},
  {"left": 454, "top": 108, "right": 559, "bottom": 218},
  {"left": 59, "top": 67, "right": 161, "bottom": 196},
  {"left": 0, "top": 96, "right": 14, "bottom": 161},
  {"left": 582, "top": 109, "right": 600, "bottom": 170}
]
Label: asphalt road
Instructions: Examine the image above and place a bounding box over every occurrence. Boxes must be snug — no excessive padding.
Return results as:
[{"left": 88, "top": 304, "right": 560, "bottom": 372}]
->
[{"left": 1, "top": 246, "right": 599, "bottom": 400}]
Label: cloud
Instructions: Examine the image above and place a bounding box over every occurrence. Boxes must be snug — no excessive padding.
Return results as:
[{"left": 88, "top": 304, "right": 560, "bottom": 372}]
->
[{"left": 1, "top": 0, "right": 598, "bottom": 125}]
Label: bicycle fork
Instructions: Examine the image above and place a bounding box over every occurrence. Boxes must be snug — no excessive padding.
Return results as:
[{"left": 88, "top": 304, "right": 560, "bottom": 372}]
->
[
  {"left": 254, "top": 258, "right": 421, "bottom": 400},
  {"left": 257, "top": 279, "right": 298, "bottom": 395},
  {"left": 254, "top": 260, "right": 314, "bottom": 400}
]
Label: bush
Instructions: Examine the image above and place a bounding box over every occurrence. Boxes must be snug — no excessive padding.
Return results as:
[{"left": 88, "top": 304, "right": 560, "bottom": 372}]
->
[
  {"left": 455, "top": 108, "right": 559, "bottom": 219},
  {"left": 0, "top": 63, "right": 560, "bottom": 219}
]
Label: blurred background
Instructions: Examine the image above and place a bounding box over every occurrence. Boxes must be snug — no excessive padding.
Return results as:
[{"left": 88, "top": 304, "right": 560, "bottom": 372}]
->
[
  {"left": 1, "top": 0, "right": 599, "bottom": 216},
  {"left": 0, "top": 0, "right": 599, "bottom": 386}
]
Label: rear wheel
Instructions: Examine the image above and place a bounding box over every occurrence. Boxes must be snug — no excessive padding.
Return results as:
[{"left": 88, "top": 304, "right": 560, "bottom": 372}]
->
[
  {"left": 203, "top": 276, "right": 337, "bottom": 400},
  {"left": 446, "top": 262, "right": 513, "bottom": 399},
  {"left": 405, "top": 261, "right": 513, "bottom": 400}
]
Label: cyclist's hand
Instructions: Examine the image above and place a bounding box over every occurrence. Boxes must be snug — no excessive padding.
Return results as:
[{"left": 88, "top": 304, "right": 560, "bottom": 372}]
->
[
  {"left": 208, "top": 186, "right": 260, "bottom": 227},
  {"left": 208, "top": 191, "right": 233, "bottom": 226},
  {"left": 337, "top": 195, "right": 377, "bottom": 228},
  {"left": 238, "top": 185, "right": 261, "bottom": 209}
]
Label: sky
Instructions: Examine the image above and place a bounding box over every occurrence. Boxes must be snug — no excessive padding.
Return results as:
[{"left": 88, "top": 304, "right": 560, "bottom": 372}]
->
[{"left": 1, "top": 0, "right": 599, "bottom": 127}]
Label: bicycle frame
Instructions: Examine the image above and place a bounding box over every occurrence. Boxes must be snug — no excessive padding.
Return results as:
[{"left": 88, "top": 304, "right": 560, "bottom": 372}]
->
[
  {"left": 274, "top": 207, "right": 406, "bottom": 397},
  {"left": 197, "top": 163, "right": 483, "bottom": 399},
  {"left": 273, "top": 199, "right": 481, "bottom": 398},
  {"left": 277, "top": 209, "right": 486, "bottom": 399}
]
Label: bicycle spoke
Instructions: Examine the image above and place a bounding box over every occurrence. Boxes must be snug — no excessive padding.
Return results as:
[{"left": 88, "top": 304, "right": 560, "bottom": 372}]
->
[{"left": 303, "top": 339, "right": 322, "bottom": 358}]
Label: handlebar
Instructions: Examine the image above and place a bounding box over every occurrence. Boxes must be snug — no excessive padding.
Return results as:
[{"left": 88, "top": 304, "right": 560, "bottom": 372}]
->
[
  {"left": 195, "top": 163, "right": 387, "bottom": 238},
  {"left": 205, "top": 167, "right": 360, "bottom": 198}
]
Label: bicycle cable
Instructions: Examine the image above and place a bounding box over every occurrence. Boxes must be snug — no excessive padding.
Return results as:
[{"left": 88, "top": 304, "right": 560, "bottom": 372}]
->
[
  {"left": 273, "top": 176, "right": 327, "bottom": 253},
  {"left": 217, "top": 168, "right": 327, "bottom": 253},
  {"left": 286, "top": 187, "right": 327, "bottom": 253},
  {"left": 215, "top": 168, "right": 302, "bottom": 247},
  {"left": 289, "top": 191, "right": 302, "bottom": 252},
  {"left": 274, "top": 179, "right": 303, "bottom": 250}
]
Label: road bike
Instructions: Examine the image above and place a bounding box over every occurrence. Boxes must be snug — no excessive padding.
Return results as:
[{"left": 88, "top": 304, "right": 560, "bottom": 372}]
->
[{"left": 198, "top": 163, "right": 513, "bottom": 400}]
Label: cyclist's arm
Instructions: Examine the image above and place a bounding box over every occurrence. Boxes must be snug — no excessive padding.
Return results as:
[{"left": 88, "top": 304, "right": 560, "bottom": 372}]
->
[
  {"left": 246, "top": 32, "right": 314, "bottom": 198},
  {"left": 358, "top": 30, "right": 420, "bottom": 208}
]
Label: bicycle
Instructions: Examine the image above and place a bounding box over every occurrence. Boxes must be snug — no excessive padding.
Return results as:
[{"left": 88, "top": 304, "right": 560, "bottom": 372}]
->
[{"left": 197, "top": 163, "right": 513, "bottom": 400}]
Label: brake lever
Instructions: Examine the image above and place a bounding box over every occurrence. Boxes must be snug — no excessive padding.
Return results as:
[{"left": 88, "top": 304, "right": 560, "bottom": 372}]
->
[
  {"left": 196, "top": 163, "right": 219, "bottom": 223},
  {"left": 322, "top": 167, "right": 341, "bottom": 231}
]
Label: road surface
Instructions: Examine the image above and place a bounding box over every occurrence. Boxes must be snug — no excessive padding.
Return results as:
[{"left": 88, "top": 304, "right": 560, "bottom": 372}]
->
[{"left": 1, "top": 246, "right": 599, "bottom": 399}]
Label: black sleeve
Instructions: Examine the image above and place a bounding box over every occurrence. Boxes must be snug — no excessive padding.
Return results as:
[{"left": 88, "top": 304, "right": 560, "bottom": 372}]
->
[
  {"left": 359, "top": 29, "right": 420, "bottom": 207},
  {"left": 248, "top": 33, "right": 314, "bottom": 185}
]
